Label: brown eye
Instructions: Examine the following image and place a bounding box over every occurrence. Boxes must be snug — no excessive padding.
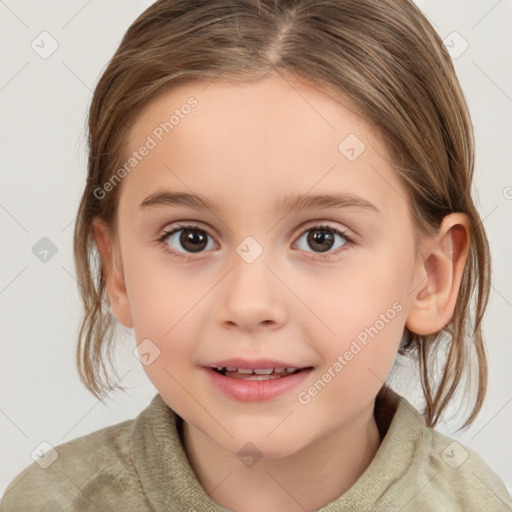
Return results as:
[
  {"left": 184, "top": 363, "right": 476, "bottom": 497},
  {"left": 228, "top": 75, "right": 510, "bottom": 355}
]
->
[
  {"left": 306, "top": 229, "right": 336, "bottom": 253},
  {"left": 176, "top": 228, "right": 208, "bottom": 253},
  {"left": 159, "top": 224, "right": 216, "bottom": 257},
  {"left": 295, "top": 224, "right": 352, "bottom": 259}
]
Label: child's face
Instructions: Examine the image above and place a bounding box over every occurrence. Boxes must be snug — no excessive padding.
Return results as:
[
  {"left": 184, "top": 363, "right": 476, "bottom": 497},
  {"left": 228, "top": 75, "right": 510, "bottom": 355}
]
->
[{"left": 110, "top": 74, "right": 421, "bottom": 457}]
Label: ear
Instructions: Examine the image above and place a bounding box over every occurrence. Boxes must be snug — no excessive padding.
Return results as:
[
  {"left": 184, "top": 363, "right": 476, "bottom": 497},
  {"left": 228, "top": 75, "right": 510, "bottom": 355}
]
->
[
  {"left": 406, "top": 213, "right": 470, "bottom": 336},
  {"left": 92, "top": 218, "right": 133, "bottom": 328}
]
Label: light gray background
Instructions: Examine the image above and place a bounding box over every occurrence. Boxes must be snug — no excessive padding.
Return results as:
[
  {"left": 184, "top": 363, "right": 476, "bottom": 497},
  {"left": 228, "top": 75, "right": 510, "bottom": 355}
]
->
[{"left": 1, "top": 0, "right": 511, "bottom": 499}]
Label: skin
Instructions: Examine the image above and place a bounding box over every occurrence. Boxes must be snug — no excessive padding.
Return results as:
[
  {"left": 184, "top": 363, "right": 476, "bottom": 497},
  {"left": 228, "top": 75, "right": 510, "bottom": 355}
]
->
[{"left": 93, "top": 72, "right": 470, "bottom": 512}]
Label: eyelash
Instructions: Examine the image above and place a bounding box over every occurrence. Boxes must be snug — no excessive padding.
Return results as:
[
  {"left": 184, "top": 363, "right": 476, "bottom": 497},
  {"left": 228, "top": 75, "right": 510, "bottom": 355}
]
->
[{"left": 156, "top": 222, "right": 354, "bottom": 262}]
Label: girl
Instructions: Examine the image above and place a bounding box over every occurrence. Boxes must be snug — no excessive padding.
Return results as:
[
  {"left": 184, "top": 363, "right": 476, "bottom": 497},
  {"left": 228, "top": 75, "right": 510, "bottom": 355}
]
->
[{"left": 2, "top": 0, "right": 511, "bottom": 510}]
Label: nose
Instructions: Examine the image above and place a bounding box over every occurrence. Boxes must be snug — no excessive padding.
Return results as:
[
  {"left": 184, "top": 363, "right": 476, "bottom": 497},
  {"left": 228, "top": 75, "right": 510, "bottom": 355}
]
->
[{"left": 217, "top": 251, "right": 288, "bottom": 332}]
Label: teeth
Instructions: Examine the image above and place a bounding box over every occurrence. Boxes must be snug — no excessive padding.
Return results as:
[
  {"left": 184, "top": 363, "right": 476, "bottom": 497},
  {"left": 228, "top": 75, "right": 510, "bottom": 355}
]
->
[
  {"left": 214, "top": 366, "right": 299, "bottom": 374},
  {"left": 236, "top": 374, "right": 283, "bottom": 380}
]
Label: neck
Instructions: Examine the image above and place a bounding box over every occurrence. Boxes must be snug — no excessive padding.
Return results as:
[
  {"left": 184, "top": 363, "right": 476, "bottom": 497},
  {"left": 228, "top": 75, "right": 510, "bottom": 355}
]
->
[{"left": 181, "top": 401, "right": 381, "bottom": 512}]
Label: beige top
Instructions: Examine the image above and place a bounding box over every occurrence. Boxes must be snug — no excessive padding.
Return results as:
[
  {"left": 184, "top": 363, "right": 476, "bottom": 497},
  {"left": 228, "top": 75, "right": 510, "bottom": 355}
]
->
[{"left": 2, "top": 388, "right": 511, "bottom": 511}]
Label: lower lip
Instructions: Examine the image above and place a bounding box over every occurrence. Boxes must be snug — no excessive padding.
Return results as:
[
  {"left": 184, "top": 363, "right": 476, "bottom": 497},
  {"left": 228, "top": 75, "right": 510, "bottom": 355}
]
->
[{"left": 204, "top": 367, "right": 313, "bottom": 402}]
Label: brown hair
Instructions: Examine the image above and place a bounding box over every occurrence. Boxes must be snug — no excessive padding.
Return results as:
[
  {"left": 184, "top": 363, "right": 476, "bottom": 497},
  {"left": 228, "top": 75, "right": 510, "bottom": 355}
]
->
[{"left": 73, "top": 0, "right": 490, "bottom": 430}]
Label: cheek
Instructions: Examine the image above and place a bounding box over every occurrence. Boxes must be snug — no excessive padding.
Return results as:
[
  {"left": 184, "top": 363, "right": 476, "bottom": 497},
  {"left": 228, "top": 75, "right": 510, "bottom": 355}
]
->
[
  {"left": 313, "top": 243, "right": 412, "bottom": 381},
  {"left": 121, "top": 244, "right": 208, "bottom": 392},
  {"left": 322, "top": 245, "right": 411, "bottom": 326},
  {"left": 123, "top": 240, "right": 198, "bottom": 333},
  {"left": 132, "top": 303, "right": 202, "bottom": 410}
]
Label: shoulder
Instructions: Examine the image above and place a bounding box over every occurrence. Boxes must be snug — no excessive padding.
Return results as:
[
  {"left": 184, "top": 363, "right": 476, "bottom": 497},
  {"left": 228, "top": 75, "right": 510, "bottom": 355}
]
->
[
  {"left": 422, "top": 426, "right": 512, "bottom": 510},
  {"left": 0, "top": 415, "right": 149, "bottom": 511},
  {"left": 379, "top": 395, "right": 512, "bottom": 511}
]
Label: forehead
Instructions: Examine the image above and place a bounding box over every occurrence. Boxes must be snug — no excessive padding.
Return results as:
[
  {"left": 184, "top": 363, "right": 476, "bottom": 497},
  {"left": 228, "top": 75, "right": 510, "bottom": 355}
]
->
[
  {"left": 127, "top": 74, "right": 373, "bottom": 149},
  {"left": 120, "top": 74, "right": 409, "bottom": 220}
]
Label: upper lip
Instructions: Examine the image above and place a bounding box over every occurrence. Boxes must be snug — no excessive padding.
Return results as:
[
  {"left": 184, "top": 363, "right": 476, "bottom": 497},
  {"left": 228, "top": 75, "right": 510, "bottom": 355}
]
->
[{"left": 205, "top": 358, "right": 311, "bottom": 370}]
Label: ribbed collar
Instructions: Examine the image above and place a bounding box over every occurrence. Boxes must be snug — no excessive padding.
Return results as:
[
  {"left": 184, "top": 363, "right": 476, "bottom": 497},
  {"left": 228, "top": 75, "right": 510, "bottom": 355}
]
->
[{"left": 130, "top": 387, "right": 424, "bottom": 511}]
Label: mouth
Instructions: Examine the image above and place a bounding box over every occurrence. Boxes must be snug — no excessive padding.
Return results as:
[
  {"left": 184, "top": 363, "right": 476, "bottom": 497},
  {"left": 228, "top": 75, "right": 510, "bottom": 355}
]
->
[
  {"left": 204, "top": 361, "right": 314, "bottom": 401},
  {"left": 210, "top": 366, "right": 313, "bottom": 381}
]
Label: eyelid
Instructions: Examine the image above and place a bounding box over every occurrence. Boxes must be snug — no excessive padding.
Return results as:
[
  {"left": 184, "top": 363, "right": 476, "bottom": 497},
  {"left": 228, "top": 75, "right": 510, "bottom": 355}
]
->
[
  {"left": 297, "top": 220, "right": 353, "bottom": 237},
  {"left": 158, "top": 220, "right": 354, "bottom": 244},
  {"left": 159, "top": 220, "right": 219, "bottom": 240}
]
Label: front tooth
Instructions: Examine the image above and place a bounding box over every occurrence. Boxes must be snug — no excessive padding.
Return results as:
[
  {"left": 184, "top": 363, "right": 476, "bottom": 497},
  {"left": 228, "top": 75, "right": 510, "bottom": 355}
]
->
[
  {"left": 273, "top": 368, "right": 285, "bottom": 373},
  {"left": 253, "top": 368, "right": 274, "bottom": 375},
  {"left": 226, "top": 367, "right": 237, "bottom": 372},
  {"left": 237, "top": 368, "right": 254, "bottom": 374}
]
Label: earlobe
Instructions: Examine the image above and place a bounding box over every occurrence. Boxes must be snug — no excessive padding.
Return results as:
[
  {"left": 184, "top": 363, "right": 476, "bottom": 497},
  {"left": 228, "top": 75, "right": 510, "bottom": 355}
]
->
[
  {"left": 91, "top": 218, "right": 133, "bottom": 329},
  {"left": 406, "top": 213, "right": 470, "bottom": 336}
]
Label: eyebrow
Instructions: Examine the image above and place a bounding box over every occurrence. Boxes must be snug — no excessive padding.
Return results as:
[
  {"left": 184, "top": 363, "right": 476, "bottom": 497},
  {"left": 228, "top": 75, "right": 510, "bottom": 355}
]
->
[{"left": 139, "top": 190, "right": 380, "bottom": 215}]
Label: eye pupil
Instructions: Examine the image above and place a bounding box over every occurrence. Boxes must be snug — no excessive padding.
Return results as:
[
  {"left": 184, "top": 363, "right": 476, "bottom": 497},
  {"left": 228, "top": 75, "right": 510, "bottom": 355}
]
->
[
  {"left": 181, "top": 229, "right": 207, "bottom": 252},
  {"left": 308, "top": 229, "right": 334, "bottom": 253}
]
